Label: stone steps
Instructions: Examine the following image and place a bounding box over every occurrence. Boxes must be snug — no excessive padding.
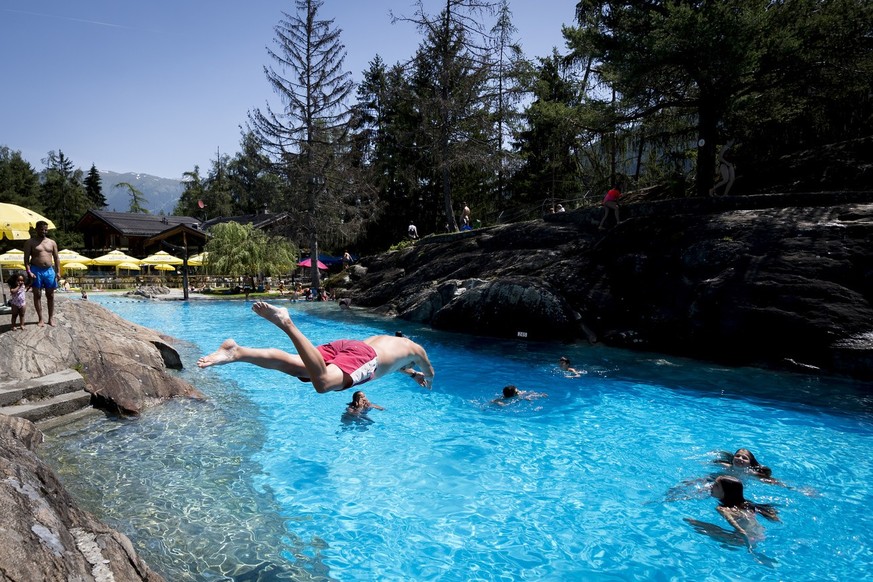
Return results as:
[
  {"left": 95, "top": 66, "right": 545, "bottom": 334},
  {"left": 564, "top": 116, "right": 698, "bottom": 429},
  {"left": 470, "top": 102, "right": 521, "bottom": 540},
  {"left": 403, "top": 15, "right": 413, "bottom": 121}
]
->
[{"left": 0, "top": 369, "right": 94, "bottom": 426}]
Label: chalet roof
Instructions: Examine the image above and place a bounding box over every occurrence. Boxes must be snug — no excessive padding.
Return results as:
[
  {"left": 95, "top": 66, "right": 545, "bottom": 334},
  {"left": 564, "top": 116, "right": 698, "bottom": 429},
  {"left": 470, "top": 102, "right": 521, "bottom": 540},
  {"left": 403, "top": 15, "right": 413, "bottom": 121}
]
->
[
  {"left": 146, "top": 223, "right": 209, "bottom": 247},
  {"left": 201, "top": 211, "right": 290, "bottom": 230},
  {"left": 75, "top": 210, "right": 203, "bottom": 236}
]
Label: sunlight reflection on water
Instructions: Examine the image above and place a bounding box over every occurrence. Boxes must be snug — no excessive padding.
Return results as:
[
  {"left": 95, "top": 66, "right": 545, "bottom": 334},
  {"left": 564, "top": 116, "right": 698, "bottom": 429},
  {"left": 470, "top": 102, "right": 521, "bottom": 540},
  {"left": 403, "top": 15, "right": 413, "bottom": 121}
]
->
[{"left": 41, "top": 297, "right": 873, "bottom": 581}]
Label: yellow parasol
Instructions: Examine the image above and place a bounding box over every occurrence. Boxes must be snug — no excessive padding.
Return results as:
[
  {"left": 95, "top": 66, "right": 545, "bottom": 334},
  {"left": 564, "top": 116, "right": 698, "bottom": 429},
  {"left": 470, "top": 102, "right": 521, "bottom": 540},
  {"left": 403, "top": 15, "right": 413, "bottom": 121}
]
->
[
  {"left": 187, "top": 251, "right": 209, "bottom": 267},
  {"left": 153, "top": 264, "right": 176, "bottom": 271},
  {"left": 140, "top": 250, "right": 184, "bottom": 265},
  {"left": 90, "top": 250, "right": 142, "bottom": 266},
  {"left": 0, "top": 203, "right": 55, "bottom": 241},
  {"left": 58, "top": 249, "right": 93, "bottom": 265},
  {"left": 115, "top": 262, "right": 141, "bottom": 271},
  {"left": 0, "top": 249, "right": 25, "bottom": 269},
  {"left": 61, "top": 262, "right": 89, "bottom": 273}
]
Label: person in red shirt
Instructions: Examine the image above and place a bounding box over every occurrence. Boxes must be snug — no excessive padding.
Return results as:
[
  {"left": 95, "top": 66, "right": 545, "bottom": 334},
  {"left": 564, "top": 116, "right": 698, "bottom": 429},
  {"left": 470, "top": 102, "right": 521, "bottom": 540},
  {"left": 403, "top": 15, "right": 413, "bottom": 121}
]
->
[{"left": 599, "top": 184, "right": 622, "bottom": 230}]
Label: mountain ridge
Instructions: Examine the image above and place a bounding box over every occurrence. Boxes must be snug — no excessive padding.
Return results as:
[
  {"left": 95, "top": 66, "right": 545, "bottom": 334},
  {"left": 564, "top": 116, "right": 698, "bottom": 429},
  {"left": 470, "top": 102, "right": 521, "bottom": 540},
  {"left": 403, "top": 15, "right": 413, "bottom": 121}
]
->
[{"left": 99, "top": 170, "right": 184, "bottom": 215}]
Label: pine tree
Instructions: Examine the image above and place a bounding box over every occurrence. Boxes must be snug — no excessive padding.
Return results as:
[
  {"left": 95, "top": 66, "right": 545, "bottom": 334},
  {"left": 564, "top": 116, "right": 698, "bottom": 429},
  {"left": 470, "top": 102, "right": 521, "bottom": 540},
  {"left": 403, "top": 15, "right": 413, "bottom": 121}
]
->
[
  {"left": 393, "top": 0, "right": 499, "bottom": 231},
  {"left": 0, "top": 146, "right": 41, "bottom": 208},
  {"left": 248, "top": 0, "right": 355, "bottom": 291},
  {"left": 227, "top": 132, "right": 282, "bottom": 215},
  {"left": 84, "top": 164, "right": 107, "bottom": 208},
  {"left": 487, "top": 0, "right": 526, "bottom": 203},
  {"left": 175, "top": 167, "right": 207, "bottom": 218},
  {"left": 40, "top": 150, "right": 89, "bottom": 231}
]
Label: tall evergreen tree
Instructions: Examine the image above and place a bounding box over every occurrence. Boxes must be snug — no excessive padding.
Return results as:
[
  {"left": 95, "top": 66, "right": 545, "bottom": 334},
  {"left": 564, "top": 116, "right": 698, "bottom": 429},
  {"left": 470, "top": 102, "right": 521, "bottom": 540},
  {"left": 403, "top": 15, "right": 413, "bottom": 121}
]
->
[
  {"left": 202, "top": 150, "right": 235, "bottom": 218},
  {"left": 175, "top": 166, "right": 208, "bottom": 218},
  {"left": 84, "top": 163, "right": 107, "bottom": 208},
  {"left": 348, "top": 57, "right": 410, "bottom": 247},
  {"left": 226, "top": 132, "right": 282, "bottom": 215},
  {"left": 248, "top": 0, "right": 355, "bottom": 291},
  {"left": 512, "top": 52, "right": 583, "bottom": 208},
  {"left": 394, "top": 0, "right": 499, "bottom": 231},
  {"left": 568, "top": 0, "right": 873, "bottom": 196},
  {"left": 0, "top": 146, "right": 42, "bottom": 209},
  {"left": 487, "top": 0, "right": 526, "bottom": 203},
  {"left": 40, "top": 150, "right": 89, "bottom": 231}
]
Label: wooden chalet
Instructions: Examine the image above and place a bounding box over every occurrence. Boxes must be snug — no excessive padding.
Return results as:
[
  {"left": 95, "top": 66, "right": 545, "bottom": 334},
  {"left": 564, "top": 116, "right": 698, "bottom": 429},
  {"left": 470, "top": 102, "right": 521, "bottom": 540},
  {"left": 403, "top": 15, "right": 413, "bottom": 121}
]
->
[{"left": 75, "top": 210, "right": 208, "bottom": 258}]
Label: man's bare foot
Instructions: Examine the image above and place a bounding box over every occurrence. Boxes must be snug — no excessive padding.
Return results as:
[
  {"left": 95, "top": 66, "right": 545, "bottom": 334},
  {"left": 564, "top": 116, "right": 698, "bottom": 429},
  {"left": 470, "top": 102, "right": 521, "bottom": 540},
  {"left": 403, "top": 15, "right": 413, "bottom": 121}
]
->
[
  {"left": 37, "top": 320, "right": 45, "bottom": 327},
  {"left": 48, "top": 319, "right": 56, "bottom": 327},
  {"left": 252, "top": 301, "right": 292, "bottom": 326},
  {"left": 198, "top": 338, "right": 240, "bottom": 368}
]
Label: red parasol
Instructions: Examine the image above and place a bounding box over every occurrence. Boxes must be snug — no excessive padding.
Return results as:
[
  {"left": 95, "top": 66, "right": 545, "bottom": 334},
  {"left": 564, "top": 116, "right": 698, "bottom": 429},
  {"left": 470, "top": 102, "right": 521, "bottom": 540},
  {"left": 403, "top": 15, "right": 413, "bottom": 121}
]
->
[{"left": 298, "top": 258, "right": 328, "bottom": 270}]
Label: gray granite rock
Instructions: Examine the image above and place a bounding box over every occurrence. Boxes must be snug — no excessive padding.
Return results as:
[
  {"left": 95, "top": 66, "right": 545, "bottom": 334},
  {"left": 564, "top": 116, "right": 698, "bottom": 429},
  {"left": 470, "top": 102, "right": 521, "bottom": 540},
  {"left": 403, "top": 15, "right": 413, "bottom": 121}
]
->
[
  {"left": 0, "top": 296, "right": 203, "bottom": 415},
  {"left": 0, "top": 414, "right": 164, "bottom": 581},
  {"left": 344, "top": 194, "right": 873, "bottom": 380}
]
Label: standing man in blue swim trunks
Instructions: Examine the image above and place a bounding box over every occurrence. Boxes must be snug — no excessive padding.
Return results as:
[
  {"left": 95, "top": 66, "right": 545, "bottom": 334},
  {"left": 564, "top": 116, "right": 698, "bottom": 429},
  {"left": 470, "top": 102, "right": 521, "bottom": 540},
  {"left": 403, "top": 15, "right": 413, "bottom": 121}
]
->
[
  {"left": 197, "top": 301, "right": 435, "bottom": 392},
  {"left": 23, "top": 220, "right": 60, "bottom": 327}
]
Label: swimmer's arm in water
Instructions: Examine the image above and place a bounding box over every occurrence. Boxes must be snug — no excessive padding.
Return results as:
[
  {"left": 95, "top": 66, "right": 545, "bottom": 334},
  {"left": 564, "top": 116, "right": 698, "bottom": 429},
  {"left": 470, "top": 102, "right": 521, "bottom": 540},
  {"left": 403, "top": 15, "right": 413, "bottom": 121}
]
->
[{"left": 521, "top": 391, "right": 548, "bottom": 400}]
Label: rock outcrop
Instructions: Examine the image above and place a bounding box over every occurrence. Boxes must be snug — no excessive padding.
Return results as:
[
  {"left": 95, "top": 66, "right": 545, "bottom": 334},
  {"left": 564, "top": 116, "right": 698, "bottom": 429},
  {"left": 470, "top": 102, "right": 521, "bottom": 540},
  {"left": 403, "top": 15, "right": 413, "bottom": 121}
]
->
[
  {"left": 0, "top": 296, "right": 203, "bottom": 415},
  {"left": 342, "top": 192, "right": 873, "bottom": 380},
  {"left": 0, "top": 294, "right": 205, "bottom": 580},
  {"left": 0, "top": 414, "right": 164, "bottom": 581}
]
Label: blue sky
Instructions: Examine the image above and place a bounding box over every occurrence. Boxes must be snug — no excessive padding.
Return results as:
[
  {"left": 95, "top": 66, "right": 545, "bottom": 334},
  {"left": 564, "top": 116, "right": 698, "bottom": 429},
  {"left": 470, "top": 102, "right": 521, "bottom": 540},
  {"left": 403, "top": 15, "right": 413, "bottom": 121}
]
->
[{"left": 0, "top": 1, "right": 576, "bottom": 180}]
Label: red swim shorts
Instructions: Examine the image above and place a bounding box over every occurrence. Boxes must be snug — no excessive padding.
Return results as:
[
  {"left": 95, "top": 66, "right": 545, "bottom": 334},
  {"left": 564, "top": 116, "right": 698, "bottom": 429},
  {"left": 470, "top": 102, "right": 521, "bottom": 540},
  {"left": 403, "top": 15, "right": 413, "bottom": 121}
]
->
[{"left": 298, "top": 339, "right": 378, "bottom": 387}]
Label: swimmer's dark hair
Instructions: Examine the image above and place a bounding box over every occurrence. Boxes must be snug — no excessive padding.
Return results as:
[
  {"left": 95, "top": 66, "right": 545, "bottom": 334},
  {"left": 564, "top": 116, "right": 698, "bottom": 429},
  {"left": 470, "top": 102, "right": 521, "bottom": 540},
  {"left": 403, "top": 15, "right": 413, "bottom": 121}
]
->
[
  {"left": 715, "top": 475, "right": 779, "bottom": 521},
  {"left": 559, "top": 356, "right": 571, "bottom": 364},
  {"left": 502, "top": 385, "right": 519, "bottom": 398},
  {"left": 347, "top": 390, "right": 365, "bottom": 408},
  {"left": 7, "top": 271, "right": 26, "bottom": 289}
]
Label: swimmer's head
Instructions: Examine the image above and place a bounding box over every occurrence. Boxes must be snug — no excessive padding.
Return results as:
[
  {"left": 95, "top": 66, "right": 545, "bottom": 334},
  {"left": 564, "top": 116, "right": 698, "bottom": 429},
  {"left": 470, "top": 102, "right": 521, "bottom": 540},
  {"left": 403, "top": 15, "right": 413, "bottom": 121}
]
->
[
  {"left": 502, "top": 385, "right": 519, "bottom": 398},
  {"left": 732, "top": 448, "right": 772, "bottom": 478},
  {"left": 558, "top": 356, "right": 571, "bottom": 370},
  {"left": 732, "top": 449, "right": 753, "bottom": 468},
  {"left": 711, "top": 475, "right": 744, "bottom": 505}
]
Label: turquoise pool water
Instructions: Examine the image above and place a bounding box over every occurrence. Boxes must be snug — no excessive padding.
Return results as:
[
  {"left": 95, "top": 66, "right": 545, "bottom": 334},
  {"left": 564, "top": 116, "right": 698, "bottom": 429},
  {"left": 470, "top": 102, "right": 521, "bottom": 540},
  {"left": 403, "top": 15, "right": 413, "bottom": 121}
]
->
[{"left": 42, "top": 297, "right": 873, "bottom": 581}]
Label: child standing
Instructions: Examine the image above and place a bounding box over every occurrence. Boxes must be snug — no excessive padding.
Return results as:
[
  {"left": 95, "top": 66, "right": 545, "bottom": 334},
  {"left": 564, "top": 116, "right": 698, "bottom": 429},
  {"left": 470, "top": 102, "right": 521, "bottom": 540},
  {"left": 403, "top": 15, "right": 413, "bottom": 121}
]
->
[{"left": 8, "top": 272, "right": 28, "bottom": 330}]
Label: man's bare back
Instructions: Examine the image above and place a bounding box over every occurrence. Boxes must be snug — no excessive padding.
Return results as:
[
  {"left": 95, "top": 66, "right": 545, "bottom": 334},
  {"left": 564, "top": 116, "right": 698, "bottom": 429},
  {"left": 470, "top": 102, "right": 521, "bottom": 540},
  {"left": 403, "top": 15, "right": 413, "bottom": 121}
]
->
[{"left": 198, "top": 301, "right": 435, "bottom": 392}]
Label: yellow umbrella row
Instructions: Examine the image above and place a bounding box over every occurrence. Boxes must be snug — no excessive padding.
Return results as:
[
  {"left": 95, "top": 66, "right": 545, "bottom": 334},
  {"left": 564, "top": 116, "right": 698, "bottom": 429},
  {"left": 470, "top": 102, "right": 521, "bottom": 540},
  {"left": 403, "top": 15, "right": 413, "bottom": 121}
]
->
[{"left": 1, "top": 248, "right": 93, "bottom": 269}]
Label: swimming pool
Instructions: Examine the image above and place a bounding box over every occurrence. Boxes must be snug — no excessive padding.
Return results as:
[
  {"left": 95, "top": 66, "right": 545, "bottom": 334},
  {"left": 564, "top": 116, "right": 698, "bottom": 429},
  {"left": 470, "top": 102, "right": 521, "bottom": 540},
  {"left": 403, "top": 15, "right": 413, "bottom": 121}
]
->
[{"left": 42, "top": 297, "right": 873, "bottom": 581}]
